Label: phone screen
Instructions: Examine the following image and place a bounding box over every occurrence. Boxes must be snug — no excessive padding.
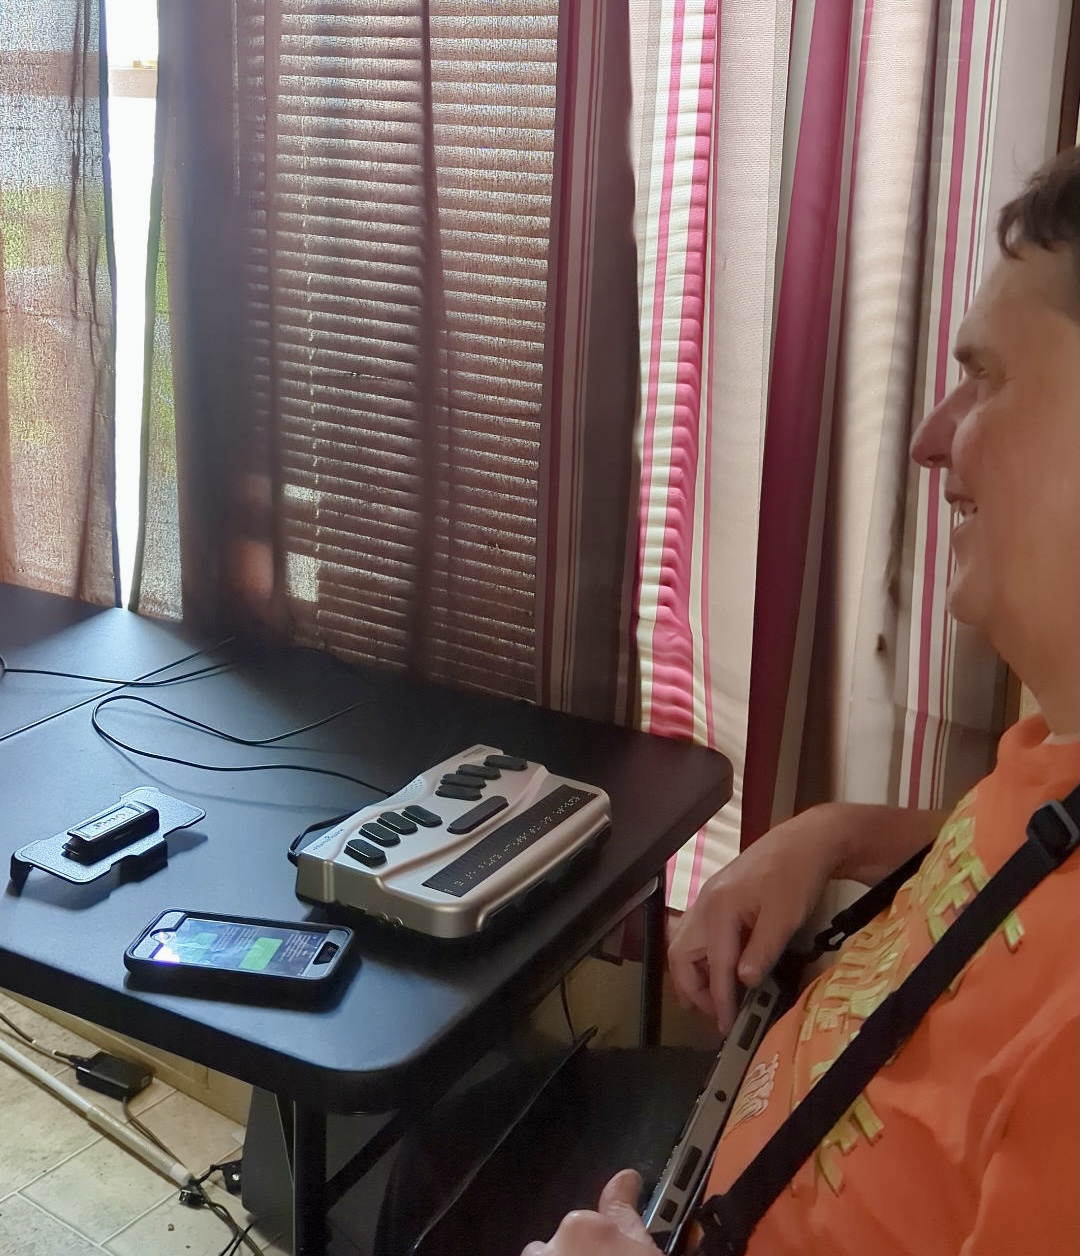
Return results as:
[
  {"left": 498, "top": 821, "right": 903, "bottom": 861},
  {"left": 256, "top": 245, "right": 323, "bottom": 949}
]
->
[{"left": 148, "top": 917, "right": 329, "bottom": 977}]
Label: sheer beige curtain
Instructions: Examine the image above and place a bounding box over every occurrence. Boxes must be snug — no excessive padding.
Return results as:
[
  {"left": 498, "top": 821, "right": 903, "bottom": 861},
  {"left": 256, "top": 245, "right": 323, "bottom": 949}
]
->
[
  {"left": 0, "top": 1, "right": 115, "bottom": 602},
  {"left": 136, "top": 0, "right": 640, "bottom": 719}
]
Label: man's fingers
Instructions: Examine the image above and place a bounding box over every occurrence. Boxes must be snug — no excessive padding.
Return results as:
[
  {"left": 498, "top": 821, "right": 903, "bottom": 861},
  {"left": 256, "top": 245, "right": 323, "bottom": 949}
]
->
[
  {"left": 598, "top": 1169, "right": 657, "bottom": 1245},
  {"left": 671, "top": 903, "right": 751, "bottom": 1024},
  {"left": 668, "top": 952, "right": 712, "bottom": 1017},
  {"left": 598, "top": 1168, "right": 643, "bottom": 1214},
  {"left": 735, "top": 927, "right": 781, "bottom": 991},
  {"left": 707, "top": 910, "right": 752, "bottom": 1034}
]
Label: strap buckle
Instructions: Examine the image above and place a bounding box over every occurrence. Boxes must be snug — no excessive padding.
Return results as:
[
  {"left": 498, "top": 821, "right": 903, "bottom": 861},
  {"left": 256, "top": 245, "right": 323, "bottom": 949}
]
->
[
  {"left": 1027, "top": 795, "right": 1080, "bottom": 866},
  {"left": 809, "top": 922, "right": 847, "bottom": 958}
]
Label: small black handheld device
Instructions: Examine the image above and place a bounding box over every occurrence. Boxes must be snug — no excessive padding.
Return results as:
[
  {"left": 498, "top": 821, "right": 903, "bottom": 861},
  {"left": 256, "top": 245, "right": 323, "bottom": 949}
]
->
[
  {"left": 64, "top": 799, "right": 159, "bottom": 862},
  {"left": 124, "top": 910, "right": 355, "bottom": 1003}
]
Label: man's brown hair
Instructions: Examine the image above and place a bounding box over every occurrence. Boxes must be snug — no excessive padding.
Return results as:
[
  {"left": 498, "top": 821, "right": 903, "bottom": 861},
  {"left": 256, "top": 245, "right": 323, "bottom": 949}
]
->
[{"left": 997, "top": 145, "right": 1080, "bottom": 316}]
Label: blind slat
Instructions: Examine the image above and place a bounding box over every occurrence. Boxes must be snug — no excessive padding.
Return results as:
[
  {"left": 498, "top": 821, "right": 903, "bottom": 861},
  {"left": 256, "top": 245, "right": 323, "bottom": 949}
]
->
[{"left": 235, "top": 0, "right": 557, "bottom": 697}]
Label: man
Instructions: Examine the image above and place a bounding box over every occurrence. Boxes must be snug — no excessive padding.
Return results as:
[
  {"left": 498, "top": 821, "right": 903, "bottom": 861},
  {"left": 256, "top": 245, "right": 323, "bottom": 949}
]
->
[{"left": 520, "top": 144, "right": 1080, "bottom": 1255}]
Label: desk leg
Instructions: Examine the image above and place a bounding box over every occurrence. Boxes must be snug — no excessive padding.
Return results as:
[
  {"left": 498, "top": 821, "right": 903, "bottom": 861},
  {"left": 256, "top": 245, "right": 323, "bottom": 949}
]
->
[
  {"left": 639, "top": 876, "right": 666, "bottom": 1047},
  {"left": 292, "top": 1104, "right": 328, "bottom": 1256}
]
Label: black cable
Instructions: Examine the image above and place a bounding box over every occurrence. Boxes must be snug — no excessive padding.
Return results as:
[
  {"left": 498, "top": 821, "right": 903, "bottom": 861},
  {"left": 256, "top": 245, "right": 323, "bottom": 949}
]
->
[
  {"left": 558, "top": 978, "right": 577, "bottom": 1040},
  {"left": 219, "top": 1219, "right": 260, "bottom": 1256},
  {"left": 218, "top": 1210, "right": 292, "bottom": 1256},
  {"left": 3, "top": 638, "right": 392, "bottom": 791},
  {"left": 195, "top": 1189, "right": 263, "bottom": 1256},
  {"left": 0, "top": 1009, "right": 83, "bottom": 1066},
  {"left": 0, "top": 655, "right": 232, "bottom": 688},
  {"left": 0, "top": 639, "right": 235, "bottom": 745},
  {"left": 92, "top": 691, "right": 375, "bottom": 747},
  {"left": 196, "top": 1158, "right": 243, "bottom": 1195},
  {"left": 287, "top": 812, "right": 356, "bottom": 865},
  {"left": 90, "top": 695, "right": 392, "bottom": 794}
]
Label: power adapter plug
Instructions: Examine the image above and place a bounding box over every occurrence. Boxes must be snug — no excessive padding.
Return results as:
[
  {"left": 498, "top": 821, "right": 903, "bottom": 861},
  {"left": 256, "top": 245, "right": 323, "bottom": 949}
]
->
[{"left": 74, "top": 1051, "right": 154, "bottom": 1101}]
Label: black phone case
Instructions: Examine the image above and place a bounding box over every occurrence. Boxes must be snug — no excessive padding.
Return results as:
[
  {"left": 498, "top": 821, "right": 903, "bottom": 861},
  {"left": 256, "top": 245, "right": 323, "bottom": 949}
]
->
[{"left": 123, "top": 909, "right": 356, "bottom": 1005}]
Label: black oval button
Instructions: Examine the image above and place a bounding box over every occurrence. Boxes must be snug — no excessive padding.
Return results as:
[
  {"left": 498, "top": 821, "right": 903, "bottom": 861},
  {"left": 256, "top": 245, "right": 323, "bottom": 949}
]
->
[
  {"left": 456, "top": 763, "right": 501, "bottom": 780},
  {"left": 441, "top": 772, "right": 488, "bottom": 790},
  {"left": 360, "top": 822, "right": 401, "bottom": 847},
  {"left": 344, "top": 838, "right": 387, "bottom": 867},
  {"left": 436, "top": 783, "right": 483, "bottom": 801},
  {"left": 402, "top": 805, "right": 443, "bottom": 828},
  {"left": 447, "top": 795, "right": 509, "bottom": 834},
  {"left": 483, "top": 754, "right": 528, "bottom": 771},
  {"left": 377, "top": 811, "right": 418, "bottom": 835}
]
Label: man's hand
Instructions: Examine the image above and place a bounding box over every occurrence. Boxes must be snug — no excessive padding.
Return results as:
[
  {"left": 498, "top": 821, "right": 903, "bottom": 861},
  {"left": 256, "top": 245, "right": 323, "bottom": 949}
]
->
[
  {"left": 667, "top": 805, "right": 842, "bottom": 1033},
  {"left": 519, "top": 1169, "right": 661, "bottom": 1256},
  {"left": 668, "top": 802, "right": 949, "bottom": 1034}
]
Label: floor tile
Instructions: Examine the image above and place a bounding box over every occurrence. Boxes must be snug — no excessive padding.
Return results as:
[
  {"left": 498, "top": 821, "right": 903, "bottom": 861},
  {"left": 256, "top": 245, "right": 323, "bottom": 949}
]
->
[
  {"left": 123, "top": 1089, "right": 245, "bottom": 1174},
  {"left": 0, "top": 1194, "right": 105, "bottom": 1255},
  {"left": 95, "top": 1074, "right": 176, "bottom": 1122},
  {"left": 21, "top": 1134, "right": 174, "bottom": 1244},
  {"left": 104, "top": 1190, "right": 265, "bottom": 1256},
  {"left": 0, "top": 1064, "right": 97, "bottom": 1196},
  {"left": 257, "top": 1242, "right": 291, "bottom": 1255},
  {"left": 0, "top": 992, "right": 99, "bottom": 1078},
  {"left": 0, "top": 1032, "right": 311, "bottom": 1255}
]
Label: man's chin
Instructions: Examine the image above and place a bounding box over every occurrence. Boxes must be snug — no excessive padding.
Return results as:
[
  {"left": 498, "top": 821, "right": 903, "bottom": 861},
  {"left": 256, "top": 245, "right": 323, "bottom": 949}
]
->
[{"left": 944, "top": 582, "right": 979, "bottom": 629}]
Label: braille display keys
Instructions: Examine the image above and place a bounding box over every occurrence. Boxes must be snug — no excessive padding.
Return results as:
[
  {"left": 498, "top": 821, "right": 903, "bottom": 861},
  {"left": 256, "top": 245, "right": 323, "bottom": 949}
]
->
[{"left": 294, "top": 744, "right": 612, "bottom": 937}]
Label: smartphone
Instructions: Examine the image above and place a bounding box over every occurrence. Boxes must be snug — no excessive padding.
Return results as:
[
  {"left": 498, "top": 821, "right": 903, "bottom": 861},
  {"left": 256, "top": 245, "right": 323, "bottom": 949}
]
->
[{"left": 124, "top": 910, "right": 355, "bottom": 1003}]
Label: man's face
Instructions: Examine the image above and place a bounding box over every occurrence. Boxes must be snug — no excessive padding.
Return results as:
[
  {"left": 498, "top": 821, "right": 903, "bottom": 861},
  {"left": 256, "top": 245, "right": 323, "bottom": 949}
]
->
[{"left": 909, "top": 245, "right": 1080, "bottom": 673}]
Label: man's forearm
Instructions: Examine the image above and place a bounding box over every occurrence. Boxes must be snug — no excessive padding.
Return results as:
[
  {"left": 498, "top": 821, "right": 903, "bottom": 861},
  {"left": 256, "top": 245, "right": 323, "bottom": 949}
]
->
[{"left": 827, "top": 803, "right": 953, "bottom": 886}]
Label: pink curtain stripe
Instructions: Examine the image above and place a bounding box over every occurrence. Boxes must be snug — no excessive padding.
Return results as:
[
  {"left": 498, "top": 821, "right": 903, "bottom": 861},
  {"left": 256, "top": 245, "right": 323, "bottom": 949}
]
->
[
  {"left": 651, "top": 13, "right": 717, "bottom": 731},
  {"left": 638, "top": 2, "right": 718, "bottom": 743},
  {"left": 636, "top": 0, "right": 689, "bottom": 654},
  {"left": 741, "top": 0, "right": 857, "bottom": 845}
]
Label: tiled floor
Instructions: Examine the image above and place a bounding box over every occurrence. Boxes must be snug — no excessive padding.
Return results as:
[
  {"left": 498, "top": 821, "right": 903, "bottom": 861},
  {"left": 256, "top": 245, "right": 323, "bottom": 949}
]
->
[{"left": 0, "top": 994, "right": 290, "bottom": 1256}]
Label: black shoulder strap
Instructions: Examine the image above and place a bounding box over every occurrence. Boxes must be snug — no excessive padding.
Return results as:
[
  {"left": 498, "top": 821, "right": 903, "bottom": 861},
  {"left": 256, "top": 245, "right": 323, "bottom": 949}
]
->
[
  {"left": 803, "top": 839, "right": 933, "bottom": 960},
  {"left": 694, "top": 784, "right": 1080, "bottom": 1256}
]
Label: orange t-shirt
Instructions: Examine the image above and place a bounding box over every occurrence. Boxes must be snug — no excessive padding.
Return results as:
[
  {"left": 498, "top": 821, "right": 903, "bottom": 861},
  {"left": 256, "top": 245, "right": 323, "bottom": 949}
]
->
[{"left": 700, "top": 716, "right": 1079, "bottom": 1256}]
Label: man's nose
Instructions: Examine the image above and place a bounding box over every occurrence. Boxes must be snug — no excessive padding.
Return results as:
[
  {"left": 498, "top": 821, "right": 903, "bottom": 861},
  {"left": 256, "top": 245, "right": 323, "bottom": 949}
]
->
[{"left": 910, "top": 386, "right": 964, "bottom": 468}]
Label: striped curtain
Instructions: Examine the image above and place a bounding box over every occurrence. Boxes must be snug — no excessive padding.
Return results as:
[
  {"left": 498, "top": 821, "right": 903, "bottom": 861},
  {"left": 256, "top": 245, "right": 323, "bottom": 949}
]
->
[{"left": 631, "top": 0, "right": 1067, "bottom": 910}]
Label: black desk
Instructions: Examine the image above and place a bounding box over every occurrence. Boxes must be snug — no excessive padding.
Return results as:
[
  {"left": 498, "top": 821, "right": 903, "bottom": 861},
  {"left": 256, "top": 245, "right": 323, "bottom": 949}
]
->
[{"left": 0, "top": 583, "right": 732, "bottom": 1254}]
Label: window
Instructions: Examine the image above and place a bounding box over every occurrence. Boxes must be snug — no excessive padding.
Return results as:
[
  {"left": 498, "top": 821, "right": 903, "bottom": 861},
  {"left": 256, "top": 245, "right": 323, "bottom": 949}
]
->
[{"left": 104, "top": 0, "right": 157, "bottom": 606}]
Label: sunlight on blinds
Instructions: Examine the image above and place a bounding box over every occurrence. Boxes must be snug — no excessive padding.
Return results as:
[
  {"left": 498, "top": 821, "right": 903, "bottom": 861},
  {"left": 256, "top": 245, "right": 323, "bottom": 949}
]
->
[{"left": 237, "top": 1, "right": 558, "bottom": 695}]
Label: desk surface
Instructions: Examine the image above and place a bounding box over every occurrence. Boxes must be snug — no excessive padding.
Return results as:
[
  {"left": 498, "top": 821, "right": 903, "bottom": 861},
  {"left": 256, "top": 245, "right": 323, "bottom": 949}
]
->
[{"left": 0, "top": 583, "right": 732, "bottom": 1113}]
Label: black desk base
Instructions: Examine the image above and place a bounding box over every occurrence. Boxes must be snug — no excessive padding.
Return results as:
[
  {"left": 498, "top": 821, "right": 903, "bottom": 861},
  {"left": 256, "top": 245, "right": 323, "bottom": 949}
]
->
[{"left": 279, "top": 878, "right": 666, "bottom": 1255}]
